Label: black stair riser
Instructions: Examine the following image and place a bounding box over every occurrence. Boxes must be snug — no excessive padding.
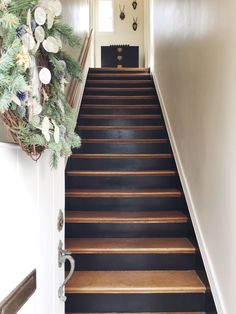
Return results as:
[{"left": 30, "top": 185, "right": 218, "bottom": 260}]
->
[
  {"left": 67, "top": 158, "right": 176, "bottom": 171},
  {"left": 78, "top": 118, "right": 163, "bottom": 126},
  {"left": 65, "top": 293, "right": 206, "bottom": 312},
  {"left": 65, "top": 197, "right": 187, "bottom": 211},
  {"left": 206, "top": 291, "right": 218, "bottom": 313},
  {"left": 82, "top": 98, "right": 159, "bottom": 105},
  {"left": 73, "top": 143, "right": 172, "bottom": 154},
  {"left": 78, "top": 129, "right": 167, "bottom": 139},
  {"left": 83, "top": 90, "right": 156, "bottom": 96},
  {"left": 65, "top": 223, "right": 193, "bottom": 238},
  {"left": 79, "top": 108, "right": 161, "bottom": 115},
  {"left": 66, "top": 175, "right": 181, "bottom": 189},
  {"left": 88, "top": 69, "right": 150, "bottom": 73},
  {"left": 66, "top": 253, "right": 197, "bottom": 271},
  {"left": 86, "top": 83, "right": 154, "bottom": 88},
  {"left": 87, "top": 75, "right": 152, "bottom": 81}
]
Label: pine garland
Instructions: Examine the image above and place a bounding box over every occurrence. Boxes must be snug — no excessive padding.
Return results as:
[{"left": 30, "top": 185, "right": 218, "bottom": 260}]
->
[
  {"left": 52, "top": 19, "right": 81, "bottom": 47},
  {"left": 0, "top": 0, "right": 82, "bottom": 167}
]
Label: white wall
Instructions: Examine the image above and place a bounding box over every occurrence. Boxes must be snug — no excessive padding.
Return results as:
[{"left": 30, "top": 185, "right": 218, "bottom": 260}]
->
[
  {"left": 62, "top": 0, "right": 93, "bottom": 115},
  {"left": 94, "top": 0, "right": 145, "bottom": 67},
  {"left": 151, "top": 1, "right": 236, "bottom": 313},
  {"left": 62, "top": 0, "right": 90, "bottom": 61},
  {"left": 0, "top": 144, "right": 65, "bottom": 314}
]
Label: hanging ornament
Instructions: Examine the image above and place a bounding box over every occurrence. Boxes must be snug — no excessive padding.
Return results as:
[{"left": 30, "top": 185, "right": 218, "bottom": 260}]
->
[
  {"left": 132, "top": 17, "right": 138, "bottom": 31},
  {"left": 52, "top": 120, "right": 60, "bottom": 144},
  {"left": 22, "top": 33, "right": 36, "bottom": 51},
  {"left": 39, "top": 67, "right": 52, "bottom": 85},
  {"left": 59, "top": 125, "right": 66, "bottom": 138},
  {"left": 30, "top": 115, "right": 41, "bottom": 127},
  {"left": 119, "top": 5, "right": 125, "bottom": 20},
  {"left": 43, "top": 36, "right": 60, "bottom": 53},
  {"left": 31, "top": 19, "right": 37, "bottom": 32},
  {"left": 47, "top": 11, "right": 55, "bottom": 29},
  {"left": 35, "top": 26, "right": 45, "bottom": 43},
  {"left": 12, "top": 95, "right": 22, "bottom": 107},
  {"left": 48, "top": 0, "right": 62, "bottom": 17},
  {"left": 34, "top": 7, "right": 47, "bottom": 25},
  {"left": 132, "top": 0, "right": 137, "bottom": 9},
  {"left": 16, "top": 106, "right": 26, "bottom": 118},
  {"left": 42, "top": 116, "right": 50, "bottom": 142},
  {"left": 16, "top": 25, "right": 26, "bottom": 38},
  {"left": 32, "top": 101, "right": 43, "bottom": 115}
]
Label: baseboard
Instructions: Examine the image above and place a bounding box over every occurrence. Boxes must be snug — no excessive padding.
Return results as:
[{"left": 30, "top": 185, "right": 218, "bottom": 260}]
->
[{"left": 152, "top": 72, "right": 226, "bottom": 314}]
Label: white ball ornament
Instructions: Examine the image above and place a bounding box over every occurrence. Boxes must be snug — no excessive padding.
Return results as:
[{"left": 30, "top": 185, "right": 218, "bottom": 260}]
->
[{"left": 39, "top": 67, "right": 52, "bottom": 85}]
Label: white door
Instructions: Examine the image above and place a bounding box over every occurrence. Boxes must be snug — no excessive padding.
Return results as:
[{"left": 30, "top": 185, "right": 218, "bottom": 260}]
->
[
  {"left": 36, "top": 152, "right": 66, "bottom": 314},
  {"left": 0, "top": 144, "right": 66, "bottom": 314}
]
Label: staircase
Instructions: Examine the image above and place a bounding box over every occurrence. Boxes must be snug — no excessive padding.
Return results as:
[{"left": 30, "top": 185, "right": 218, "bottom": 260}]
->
[{"left": 65, "top": 68, "right": 217, "bottom": 314}]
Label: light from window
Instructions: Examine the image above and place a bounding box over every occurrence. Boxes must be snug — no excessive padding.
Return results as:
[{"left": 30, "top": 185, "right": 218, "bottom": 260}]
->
[{"left": 98, "top": 0, "right": 114, "bottom": 32}]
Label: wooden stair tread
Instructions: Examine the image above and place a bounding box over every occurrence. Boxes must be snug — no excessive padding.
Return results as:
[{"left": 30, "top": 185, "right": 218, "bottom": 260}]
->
[
  {"left": 65, "top": 189, "right": 183, "bottom": 198},
  {"left": 86, "top": 80, "right": 153, "bottom": 85},
  {"left": 70, "top": 153, "right": 173, "bottom": 159},
  {"left": 65, "top": 238, "right": 196, "bottom": 254},
  {"left": 78, "top": 126, "right": 165, "bottom": 130},
  {"left": 88, "top": 73, "right": 151, "bottom": 77},
  {"left": 85, "top": 87, "right": 155, "bottom": 92},
  {"left": 67, "top": 170, "right": 177, "bottom": 176},
  {"left": 65, "top": 210, "right": 188, "bottom": 224},
  {"left": 79, "top": 114, "right": 161, "bottom": 119},
  {"left": 81, "top": 104, "right": 159, "bottom": 108},
  {"left": 66, "top": 312, "right": 205, "bottom": 314},
  {"left": 89, "top": 67, "right": 150, "bottom": 72},
  {"left": 83, "top": 95, "right": 157, "bottom": 99},
  {"left": 65, "top": 271, "right": 206, "bottom": 294}
]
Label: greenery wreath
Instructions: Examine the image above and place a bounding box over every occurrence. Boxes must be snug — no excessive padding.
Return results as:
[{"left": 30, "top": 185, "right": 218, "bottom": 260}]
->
[{"left": 0, "top": 0, "right": 82, "bottom": 167}]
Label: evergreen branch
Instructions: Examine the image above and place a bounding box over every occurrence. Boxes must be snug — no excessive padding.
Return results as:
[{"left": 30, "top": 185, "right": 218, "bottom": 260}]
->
[
  {"left": 52, "top": 19, "right": 81, "bottom": 47},
  {"left": 0, "top": 13, "right": 19, "bottom": 30},
  {"left": 0, "top": 90, "right": 12, "bottom": 113},
  {"left": 0, "top": 39, "right": 21, "bottom": 73},
  {"left": 8, "top": 0, "right": 38, "bottom": 15}
]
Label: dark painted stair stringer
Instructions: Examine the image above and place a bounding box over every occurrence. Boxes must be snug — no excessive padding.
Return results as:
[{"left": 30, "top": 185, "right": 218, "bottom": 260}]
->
[{"left": 65, "top": 68, "right": 217, "bottom": 314}]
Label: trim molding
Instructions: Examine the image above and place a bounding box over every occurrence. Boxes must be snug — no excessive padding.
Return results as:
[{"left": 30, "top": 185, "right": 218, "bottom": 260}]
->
[
  {"left": 152, "top": 71, "right": 226, "bottom": 314},
  {"left": 0, "top": 270, "right": 36, "bottom": 314}
]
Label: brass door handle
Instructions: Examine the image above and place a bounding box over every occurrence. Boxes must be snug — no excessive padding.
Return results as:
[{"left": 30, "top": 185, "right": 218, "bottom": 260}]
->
[{"left": 58, "top": 240, "right": 75, "bottom": 302}]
